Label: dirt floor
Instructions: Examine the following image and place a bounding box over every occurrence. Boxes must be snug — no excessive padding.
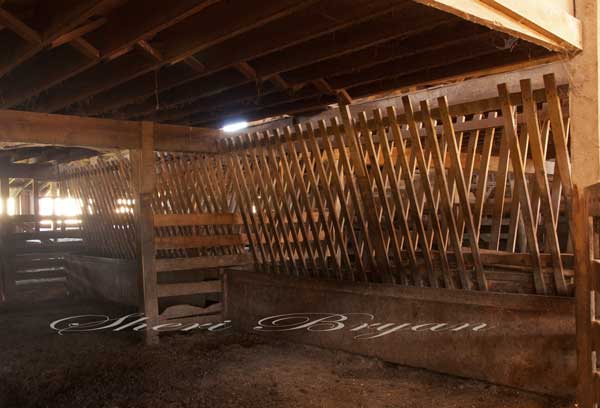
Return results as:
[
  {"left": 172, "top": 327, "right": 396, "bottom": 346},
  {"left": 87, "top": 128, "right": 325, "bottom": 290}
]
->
[{"left": 0, "top": 292, "right": 574, "bottom": 408}]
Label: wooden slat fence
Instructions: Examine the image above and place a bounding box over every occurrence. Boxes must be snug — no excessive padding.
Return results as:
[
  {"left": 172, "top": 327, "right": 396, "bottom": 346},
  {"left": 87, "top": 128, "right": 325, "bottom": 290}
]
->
[
  {"left": 224, "top": 73, "right": 574, "bottom": 296},
  {"left": 61, "top": 153, "right": 246, "bottom": 261},
  {"left": 60, "top": 73, "right": 574, "bottom": 297}
]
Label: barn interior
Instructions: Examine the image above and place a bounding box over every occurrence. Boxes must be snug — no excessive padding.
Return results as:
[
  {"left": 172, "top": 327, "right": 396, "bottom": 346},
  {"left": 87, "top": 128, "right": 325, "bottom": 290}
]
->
[{"left": 0, "top": 0, "right": 597, "bottom": 407}]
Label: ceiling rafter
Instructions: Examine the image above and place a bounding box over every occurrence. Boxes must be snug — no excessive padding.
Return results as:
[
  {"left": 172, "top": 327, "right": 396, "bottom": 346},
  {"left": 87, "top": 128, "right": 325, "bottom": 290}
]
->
[
  {"left": 0, "top": 8, "right": 42, "bottom": 44},
  {"left": 24, "top": 0, "right": 319, "bottom": 114},
  {"left": 85, "top": 0, "right": 408, "bottom": 119},
  {"left": 0, "top": 0, "right": 220, "bottom": 109},
  {"left": 121, "top": 14, "right": 469, "bottom": 123},
  {"left": 0, "top": 0, "right": 115, "bottom": 79}
]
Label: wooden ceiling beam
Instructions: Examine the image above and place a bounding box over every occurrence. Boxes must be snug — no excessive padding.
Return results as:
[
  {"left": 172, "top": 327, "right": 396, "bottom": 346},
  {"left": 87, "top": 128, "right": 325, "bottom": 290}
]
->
[
  {"left": 25, "top": 0, "right": 317, "bottom": 114},
  {"left": 0, "top": 1, "right": 217, "bottom": 109},
  {"left": 88, "top": 0, "right": 222, "bottom": 59},
  {"left": 121, "top": 69, "right": 248, "bottom": 119},
  {"left": 70, "top": 0, "right": 403, "bottom": 118},
  {"left": 0, "top": 109, "right": 221, "bottom": 153},
  {"left": 252, "top": 5, "right": 450, "bottom": 79},
  {"left": 0, "top": 0, "right": 115, "bottom": 79},
  {"left": 192, "top": 96, "right": 334, "bottom": 127},
  {"left": 188, "top": 46, "right": 554, "bottom": 128},
  {"left": 154, "top": 82, "right": 280, "bottom": 123},
  {"left": 137, "top": 39, "right": 163, "bottom": 62},
  {"left": 0, "top": 8, "right": 41, "bottom": 44},
  {"left": 125, "top": 24, "right": 490, "bottom": 124},
  {"left": 281, "top": 23, "right": 489, "bottom": 84},
  {"left": 235, "top": 62, "right": 258, "bottom": 81},
  {"left": 413, "top": 0, "right": 581, "bottom": 51},
  {"left": 70, "top": 37, "right": 101, "bottom": 60},
  {"left": 174, "top": 86, "right": 321, "bottom": 125},
  {"left": 150, "top": 82, "right": 278, "bottom": 122},
  {"left": 347, "top": 50, "right": 557, "bottom": 101},
  {"left": 182, "top": 56, "right": 205, "bottom": 73},
  {"left": 50, "top": 18, "right": 107, "bottom": 49},
  {"left": 325, "top": 34, "right": 526, "bottom": 90}
]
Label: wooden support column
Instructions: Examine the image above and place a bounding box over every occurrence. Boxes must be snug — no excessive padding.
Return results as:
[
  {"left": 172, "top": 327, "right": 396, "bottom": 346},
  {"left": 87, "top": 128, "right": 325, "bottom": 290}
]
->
[
  {"left": 570, "top": 0, "right": 600, "bottom": 406},
  {"left": 0, "top": 174, "right": 14, "bottom": 299},
  {"left": 131, "top": 122, "right": 158, "bottom": 345},
  {"left": 33, "top": 180, "right": 40, "bottom": 232}
]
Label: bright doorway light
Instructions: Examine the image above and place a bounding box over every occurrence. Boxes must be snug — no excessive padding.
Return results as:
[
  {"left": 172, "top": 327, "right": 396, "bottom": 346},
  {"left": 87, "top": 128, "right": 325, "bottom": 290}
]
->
[{"left": 222, "top": 121, "right": 248, "bottom": 133}]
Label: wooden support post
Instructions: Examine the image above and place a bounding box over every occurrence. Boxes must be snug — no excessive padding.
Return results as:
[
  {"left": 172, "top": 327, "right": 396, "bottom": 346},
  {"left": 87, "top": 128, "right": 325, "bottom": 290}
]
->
[
  {"left": 33, "top": 179, "right": 40, "bottom": 232},
  {"left": 570, "top": 0, "right": 600, "bottom": 406},
  {"left": 0, "top": 174, "right": 14, "bottom": 299},
  {"left": 131, "top": 122, "right": 159, "bottom": 345}
]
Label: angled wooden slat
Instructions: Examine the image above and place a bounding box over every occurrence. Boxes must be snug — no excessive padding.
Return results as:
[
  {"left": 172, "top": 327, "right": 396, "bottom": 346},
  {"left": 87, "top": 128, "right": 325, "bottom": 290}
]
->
[
  {"left": 497, "top": 82, "right": 546, "bottom": 295},
  {"left": 294, "top": 123, "right": 346, "bottom": 279},
  {"left": 223, "top": 142, "right": 261, "bottom": 267},
  {"left": 272, "top": 128, "right": 320, "bottom": 275},
  {"left": 251, "top": 132, "right": 302, "bottom": 276},
  {"left": 241, "top": 133, "right": 288, "bottom": 273},
  {"left": 305, "top": 122, "right": 356, "bottom": 279},
  {"left": 330, "top": 116, "right": 378, "bottom": 280},
  {"left": 0, "top": 8, "right": 41, "bottom": 44},
  {"left": 340, "top": 105, "right": 393, "bottom": 283},
  {"left": 387, "top": 106, "right": 435, "bottom": 287},
  {"left": 403, "top": 96, "right": 455, "bottom": 288},
  {"left": 358, "top": 112, "right": 406, "bottom": 284},
  {"left": 520, "top": 78, "right": 566, "bottom": 295},
  {"left": 437, "top": 97, "right": 487, "bottom": 290},
  {"left": 417, "top": 99, "right": 468, "bottom": 289},
  {"left": 244, "top": 133, "right": 292, "bottom": 275},
  {"left": 317, "top": 120, "right": 364, "bottom": 281},
  {"left": 543, "top": 73, "right": 573, "bottom": 209},
  {"left": 505, "top": 122, "right": 529, "bottom": 252},
  {"left": 276, "top": 127, "right": 327, "bottom": 276},
  {"left": 373, "top": 109, "right": 420, "bottom": 285},
  {"left": 226, "top": 140, "right": 268, "bottom": 267},
  {"left": 261, "top": 131, "right": 311, "bottom": 275}
]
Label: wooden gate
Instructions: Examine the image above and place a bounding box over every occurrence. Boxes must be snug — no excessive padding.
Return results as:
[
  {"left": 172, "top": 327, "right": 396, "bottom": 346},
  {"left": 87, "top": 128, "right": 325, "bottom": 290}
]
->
[{"left": 576, "top": 183, "right": 600, "bottom": 406}]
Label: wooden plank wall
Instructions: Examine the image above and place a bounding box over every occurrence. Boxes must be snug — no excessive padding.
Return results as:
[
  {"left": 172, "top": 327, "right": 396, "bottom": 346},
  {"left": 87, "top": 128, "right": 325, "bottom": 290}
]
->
[{"left": 224, "top": 73, "right": 574, "bottom": 296}]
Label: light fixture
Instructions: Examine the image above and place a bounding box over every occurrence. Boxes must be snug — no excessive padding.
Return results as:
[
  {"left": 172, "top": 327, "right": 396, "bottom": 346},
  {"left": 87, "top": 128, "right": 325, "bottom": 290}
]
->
[{"left": 222, "top": 121, "right": 248, "bottom": 133}]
